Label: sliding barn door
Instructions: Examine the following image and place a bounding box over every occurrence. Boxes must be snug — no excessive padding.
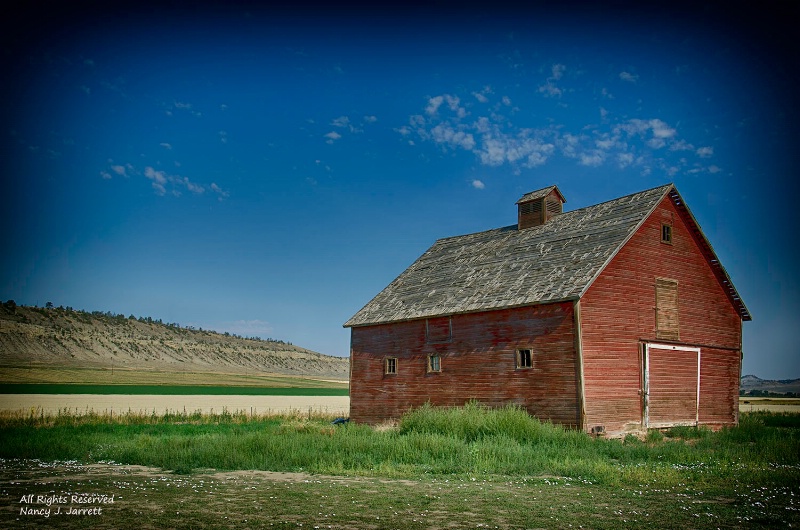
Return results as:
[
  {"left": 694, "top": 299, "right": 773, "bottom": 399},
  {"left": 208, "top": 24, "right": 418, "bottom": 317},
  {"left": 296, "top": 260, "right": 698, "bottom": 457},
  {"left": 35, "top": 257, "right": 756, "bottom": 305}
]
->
[{"left": 644, "top": 344, "right": 700, "bottom": 428}]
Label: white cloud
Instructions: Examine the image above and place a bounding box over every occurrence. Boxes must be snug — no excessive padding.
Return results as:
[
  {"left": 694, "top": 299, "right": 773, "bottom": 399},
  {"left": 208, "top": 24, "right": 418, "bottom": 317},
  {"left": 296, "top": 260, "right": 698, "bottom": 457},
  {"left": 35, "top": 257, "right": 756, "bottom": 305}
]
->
[
  {"left": 364, "top": 115, "right": 377, "bottom": 123},
  {"left": 220, "top": 319, "right": 273, "bottom": 337},
  {"left": 142, "top": 166, "right": 204, "bottom": 196},
  {"left": 426, "top": 96, "right": 444, "bottom": 115},
  {"left": 670, "top": 139, "right": 695, "bottom": 152},
  {"left": 100, "top": 171, "right": 112, "bottom": 180},
  {"left": 160, "top": 142, "right": 172, "bottom": 150},
  {"left": 111, "top": 165, "right": 127, "bottom": 176},
  {"left": 650, "top": 119, "right": 676, "bottom": 139},
  {"left": 619, "top": 71, "right": 639, "bottom": 82},
  {"left": 617, "top": 152, "right": 635, "bottom": 168},
  {"left": 429, "top": 124, "right": 475, "bottom": 150},
  {"left": 595, "top": 137, "right": 616, "bottom": 150},
  {"left": 331, "top": 116, "right": 351, "bottom": 128},
  {"left": 404, "top": 90, "right": 711, "bottom": 178},
  {"left": 708, "top": 165, "right": 722, "bottom": 174},
  {"left": 696, "top": 146, "right": 714, "bottom": 157},
  {"left": 144, "top": 166, "right": 167, "bottom": 185},
  {"left": 324, "top": 131, "right": 342, "bottom": 144},
  {"left": 210, "top": 183, "right": 229, "bottom": 200},
  {"left": 579, "top": 151, "right": 605, "bottom": 167},
  {"left": 538, "top": 64, "right": 566, "bottom": 97},
  {"left": 471, "top": 179, "right": 485, "bottom": 190},
  {"left": 219, "top": 131, "right": 228, "bottom": 144},
  {"left": 615, "top": 119, "right": 676, "bottom": 143},
  {"left": 181, "top": 177, "right": 204, "bottom": 194}
]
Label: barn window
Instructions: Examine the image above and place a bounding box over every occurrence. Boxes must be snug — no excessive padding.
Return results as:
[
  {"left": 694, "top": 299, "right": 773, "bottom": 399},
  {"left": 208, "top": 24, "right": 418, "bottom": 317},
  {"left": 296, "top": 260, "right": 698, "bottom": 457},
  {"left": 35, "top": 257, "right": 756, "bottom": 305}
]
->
[
  {"left": 385, "top": 357, "right": 397, "bottom": 375},
  {"left": 655, "top": 278, "right": 680, "bottom": 340},
  {"left": 426, "top": 317, "right": 452, "bottom": 343},
  {"left": 427, "top": 354, "right": 441, "bottom": 373},
  {"left": 661, "top": 223, "right": 673, "bottom": 244},
  {"left": 516, "top": 349, "right": 533, "bottom": 369}
]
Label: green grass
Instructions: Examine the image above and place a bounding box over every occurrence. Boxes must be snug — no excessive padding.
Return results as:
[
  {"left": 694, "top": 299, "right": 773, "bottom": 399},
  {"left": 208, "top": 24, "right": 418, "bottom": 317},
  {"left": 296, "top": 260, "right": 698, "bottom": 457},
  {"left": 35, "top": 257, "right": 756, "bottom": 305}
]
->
[
  {"left": 0, "top": 383, "right": 349, "bottom": 395},
  {"left": 0, "top": 403, "right": 798, "bottom": 528}
]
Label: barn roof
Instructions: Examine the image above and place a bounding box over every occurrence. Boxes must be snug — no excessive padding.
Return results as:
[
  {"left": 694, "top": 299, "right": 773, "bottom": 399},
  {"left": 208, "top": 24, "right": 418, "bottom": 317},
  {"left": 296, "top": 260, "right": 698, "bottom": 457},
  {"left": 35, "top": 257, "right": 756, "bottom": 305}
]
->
[
  {"left": 516, "top": 185, "right": 566, "bottom": 205},
  {"left": 344, "top": 184, "right": 750, "bottom": 327}
]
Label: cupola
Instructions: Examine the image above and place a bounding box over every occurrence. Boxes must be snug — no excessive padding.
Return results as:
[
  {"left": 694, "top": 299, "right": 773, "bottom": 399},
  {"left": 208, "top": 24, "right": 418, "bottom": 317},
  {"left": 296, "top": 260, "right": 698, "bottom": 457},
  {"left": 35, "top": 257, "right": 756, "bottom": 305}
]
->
[{"left": 516, "top": 185, "right": 566, "bottom": 229}]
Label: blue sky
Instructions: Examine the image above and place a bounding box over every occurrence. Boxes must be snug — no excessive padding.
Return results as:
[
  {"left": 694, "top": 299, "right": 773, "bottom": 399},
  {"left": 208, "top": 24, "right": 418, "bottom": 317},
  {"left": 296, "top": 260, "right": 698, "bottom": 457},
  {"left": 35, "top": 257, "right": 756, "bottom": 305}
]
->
[{"left": 2, "top": 2, "right": 798, "bottom": 379}]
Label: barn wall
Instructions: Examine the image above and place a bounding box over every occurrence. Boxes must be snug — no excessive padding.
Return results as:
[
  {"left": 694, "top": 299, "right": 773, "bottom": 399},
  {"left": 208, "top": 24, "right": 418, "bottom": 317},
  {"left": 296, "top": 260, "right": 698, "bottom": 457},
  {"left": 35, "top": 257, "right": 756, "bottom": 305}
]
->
[
  {"left": 580, "top": 196, "right": 743, "bottom": 435},
  {"left": 349, "top": 302, "right": 579, "bottom": 425}
]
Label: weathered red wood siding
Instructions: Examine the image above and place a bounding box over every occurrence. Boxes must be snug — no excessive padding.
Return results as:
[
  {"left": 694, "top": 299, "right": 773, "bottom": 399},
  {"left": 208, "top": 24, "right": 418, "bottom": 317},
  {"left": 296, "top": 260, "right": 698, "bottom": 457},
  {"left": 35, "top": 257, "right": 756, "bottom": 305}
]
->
[
  {"left": 580, "top": 196, "right": 743, "bottom": 435},
  {"left": 349, "top": 302, "right": 579, "bottom": 425}
]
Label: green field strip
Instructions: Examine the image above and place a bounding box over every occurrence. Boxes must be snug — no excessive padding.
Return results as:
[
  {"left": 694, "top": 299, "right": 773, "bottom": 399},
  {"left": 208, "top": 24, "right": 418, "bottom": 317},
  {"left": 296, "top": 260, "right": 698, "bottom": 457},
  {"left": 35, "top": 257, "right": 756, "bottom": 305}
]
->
[{"left": 0, "top": 384, "right": 349, "bottom": 396}]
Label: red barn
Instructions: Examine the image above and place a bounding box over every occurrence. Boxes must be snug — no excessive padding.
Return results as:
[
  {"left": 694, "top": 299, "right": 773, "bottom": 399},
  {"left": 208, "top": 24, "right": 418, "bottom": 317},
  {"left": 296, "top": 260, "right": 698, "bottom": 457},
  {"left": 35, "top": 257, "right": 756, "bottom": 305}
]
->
[{"left": 343, "top": 184, "right": 750, "bottom": 436}]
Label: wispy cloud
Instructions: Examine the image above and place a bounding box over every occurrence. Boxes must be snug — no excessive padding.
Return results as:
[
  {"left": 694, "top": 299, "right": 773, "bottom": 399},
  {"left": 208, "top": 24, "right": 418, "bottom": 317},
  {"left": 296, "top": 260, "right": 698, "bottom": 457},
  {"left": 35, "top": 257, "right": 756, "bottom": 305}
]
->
[
  {"left": 210, "top": 183, "right": 230, "bottom": 200},
  {"left": 696, "top": 146, "right": 714, "bottom": 157},
  {"left": 323, "top": 114, "right": 377, "bottom": 142},
  {"left": 219, "top": 319, "right": 273, "bottom": 337},
  {"left": 403, "top": 90, "right": 715, "bottom": 177},
  {"left": 619, "top": 71, "right": 639, "bottom": 83},
  {"left": 103, "top": 162, "right": 220, "bottom": 198},
  {"left": 471, "top": 179, "right": 485, "bottom": 190},
  {"left": 331, "top": 116, "right": 351, "bottom": 129},
  {"left": 538, "top": 64, "right": 566, "bottom": 97},
  {"left": 168, "top": 101, "right": 202, "bottom": 118}
]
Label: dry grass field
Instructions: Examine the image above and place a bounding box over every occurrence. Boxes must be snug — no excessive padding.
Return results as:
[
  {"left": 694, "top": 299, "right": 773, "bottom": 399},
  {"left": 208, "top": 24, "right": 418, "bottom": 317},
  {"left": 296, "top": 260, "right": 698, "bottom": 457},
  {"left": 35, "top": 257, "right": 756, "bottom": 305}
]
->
[
  {"left": 0, "top": 394, "right": 349, "bottom": 416},
  {"left": 738, "top": 397, "right": 800, "bottom": 413}
]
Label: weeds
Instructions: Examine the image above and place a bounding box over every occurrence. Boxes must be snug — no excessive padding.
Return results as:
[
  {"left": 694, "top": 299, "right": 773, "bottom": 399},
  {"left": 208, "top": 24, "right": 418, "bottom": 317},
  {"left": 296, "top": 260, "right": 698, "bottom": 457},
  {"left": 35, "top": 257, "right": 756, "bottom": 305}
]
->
[{"left": 1, "top": 406, "right": 798, "bottom": 527}]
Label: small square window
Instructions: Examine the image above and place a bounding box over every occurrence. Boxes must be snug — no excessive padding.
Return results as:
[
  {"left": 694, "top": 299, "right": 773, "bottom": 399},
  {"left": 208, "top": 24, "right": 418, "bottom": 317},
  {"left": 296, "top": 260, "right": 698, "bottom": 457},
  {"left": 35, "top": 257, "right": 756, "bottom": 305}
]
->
[
  {"left": 427, "top": 354, "right": 441, "bottom": 373},
  {"left": 385, "top": 357, "right": 397, "bottom": 375},
  {"left": 516, "top": 349, "right": 532, "bottom": 369},
  {"left": 661, "top": 224, "right": 673, "bottom": 244}
]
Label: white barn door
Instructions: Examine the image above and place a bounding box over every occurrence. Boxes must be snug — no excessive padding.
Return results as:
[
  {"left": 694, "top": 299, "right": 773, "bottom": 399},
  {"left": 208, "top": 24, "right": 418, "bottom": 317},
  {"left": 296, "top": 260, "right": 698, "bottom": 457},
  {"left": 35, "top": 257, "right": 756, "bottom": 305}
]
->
[{"left": 643, "top": 343, "right": 701, "bottom": 428}]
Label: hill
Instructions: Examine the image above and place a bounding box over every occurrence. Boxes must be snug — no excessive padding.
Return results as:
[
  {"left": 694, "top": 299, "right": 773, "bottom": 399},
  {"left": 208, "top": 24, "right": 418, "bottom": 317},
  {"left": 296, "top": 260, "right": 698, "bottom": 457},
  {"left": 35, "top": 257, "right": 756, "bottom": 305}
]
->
[
  {"left": 740, "top": 374, "right": 800, "bottom": 396},
  {"left": 0, "top": 303, "right": 348, "bottom": 380}
]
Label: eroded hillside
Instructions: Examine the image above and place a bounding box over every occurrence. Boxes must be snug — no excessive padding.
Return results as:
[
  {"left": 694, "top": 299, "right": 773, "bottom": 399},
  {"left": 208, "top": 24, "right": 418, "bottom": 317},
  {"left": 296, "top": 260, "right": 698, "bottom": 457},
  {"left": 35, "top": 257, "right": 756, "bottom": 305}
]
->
[{"left": 0, "top": 304, "right": 348, "bottom": 379}]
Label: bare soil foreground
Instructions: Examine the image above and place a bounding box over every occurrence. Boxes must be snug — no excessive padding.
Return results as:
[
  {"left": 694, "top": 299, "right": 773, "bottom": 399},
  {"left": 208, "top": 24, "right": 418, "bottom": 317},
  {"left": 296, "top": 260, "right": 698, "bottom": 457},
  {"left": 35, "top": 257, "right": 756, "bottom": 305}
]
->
[
  {"left": 3, "top": 459, "right": 795, "bottom": 529},
  {"left": 0, "top": 394, "right": 349, "bottom": 416}
]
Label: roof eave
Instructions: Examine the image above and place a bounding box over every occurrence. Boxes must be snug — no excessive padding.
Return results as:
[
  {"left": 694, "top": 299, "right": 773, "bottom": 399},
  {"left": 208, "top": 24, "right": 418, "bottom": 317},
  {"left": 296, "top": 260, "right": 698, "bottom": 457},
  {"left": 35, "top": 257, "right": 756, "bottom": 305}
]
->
[
  {"left": 343, "top": 295, "right": 582, "bottom": 328},
  {"left": 666, "top": 187, "right": 752, "bottom": 321}
]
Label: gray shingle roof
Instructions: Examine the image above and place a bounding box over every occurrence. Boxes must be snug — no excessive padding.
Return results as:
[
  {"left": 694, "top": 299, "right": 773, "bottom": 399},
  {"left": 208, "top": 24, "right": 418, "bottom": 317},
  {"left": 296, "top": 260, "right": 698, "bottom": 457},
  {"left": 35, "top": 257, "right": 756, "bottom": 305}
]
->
[
  {"left": 344, "top": 184, "right": 749, "bottom": 327},
  {"left": 516, "top": 185, "right": 566, "bottom": 204}
]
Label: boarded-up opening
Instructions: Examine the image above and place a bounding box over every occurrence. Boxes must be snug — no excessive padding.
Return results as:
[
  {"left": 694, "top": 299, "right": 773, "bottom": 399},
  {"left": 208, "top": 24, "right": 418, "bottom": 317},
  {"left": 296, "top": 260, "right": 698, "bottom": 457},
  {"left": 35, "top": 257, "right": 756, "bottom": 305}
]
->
[
  {"left": 426, "top": 317, "right": 452, "bottom": 343},
  {"left": 655, "top": 278, "right": 679, "bottom": 340},
  {"left": 644, "top": 343, "right": 700, "bottom": 428}
]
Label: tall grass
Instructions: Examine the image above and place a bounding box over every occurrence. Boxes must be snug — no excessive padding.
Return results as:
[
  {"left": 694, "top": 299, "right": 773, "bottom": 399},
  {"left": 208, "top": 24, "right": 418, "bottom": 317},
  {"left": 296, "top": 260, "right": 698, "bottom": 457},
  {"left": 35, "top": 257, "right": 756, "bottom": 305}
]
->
[{"left": 0, "top": 405, "right": 797, "bottom": 487}]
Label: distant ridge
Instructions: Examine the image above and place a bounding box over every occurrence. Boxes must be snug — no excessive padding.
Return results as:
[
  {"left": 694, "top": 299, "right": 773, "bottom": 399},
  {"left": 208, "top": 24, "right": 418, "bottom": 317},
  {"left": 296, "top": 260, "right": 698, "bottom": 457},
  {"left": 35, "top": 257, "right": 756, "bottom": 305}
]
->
[
  {"left": 0, "top": 303, "right": 348, "bottom": 379},
  {"left": 740, "top": 374, "right": 800, "bottom": 396}
]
